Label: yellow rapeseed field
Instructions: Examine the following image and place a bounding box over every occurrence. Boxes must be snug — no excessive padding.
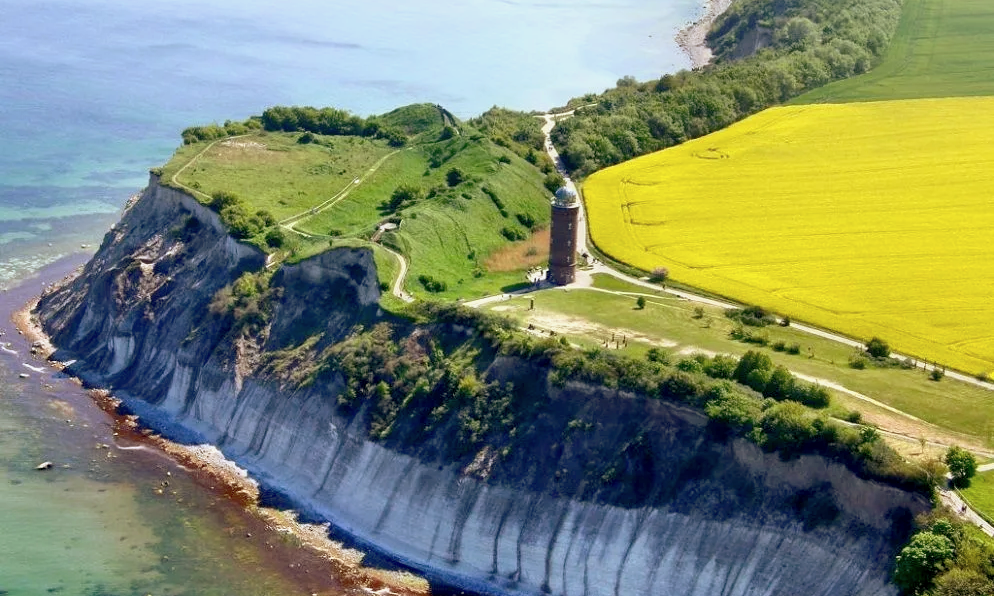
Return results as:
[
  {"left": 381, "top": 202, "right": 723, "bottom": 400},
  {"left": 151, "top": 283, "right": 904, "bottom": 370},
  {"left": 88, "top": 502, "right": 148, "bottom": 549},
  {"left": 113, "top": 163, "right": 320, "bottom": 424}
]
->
[{"left": 583, "top": 97, "right": 994, "bottom": 375}]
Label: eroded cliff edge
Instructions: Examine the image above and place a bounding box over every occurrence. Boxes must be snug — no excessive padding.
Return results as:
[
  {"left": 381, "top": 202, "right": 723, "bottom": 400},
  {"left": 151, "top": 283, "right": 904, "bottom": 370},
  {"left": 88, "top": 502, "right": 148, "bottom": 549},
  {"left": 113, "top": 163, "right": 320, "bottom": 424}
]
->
[{"left": 36, "top": 176, "right": 927, "bottom": 596}]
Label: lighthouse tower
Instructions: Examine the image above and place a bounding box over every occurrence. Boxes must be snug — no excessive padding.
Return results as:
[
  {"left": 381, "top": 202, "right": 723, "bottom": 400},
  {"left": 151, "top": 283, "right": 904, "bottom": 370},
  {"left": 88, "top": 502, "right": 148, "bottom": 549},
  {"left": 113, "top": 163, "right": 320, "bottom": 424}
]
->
[{"left": 548, "top": 186, "right": 579, "bottom": 285}]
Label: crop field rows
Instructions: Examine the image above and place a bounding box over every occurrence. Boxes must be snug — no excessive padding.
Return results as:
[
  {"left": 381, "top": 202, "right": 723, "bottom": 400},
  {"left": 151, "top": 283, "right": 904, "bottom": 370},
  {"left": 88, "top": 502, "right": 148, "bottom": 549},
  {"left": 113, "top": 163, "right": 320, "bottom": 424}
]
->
[{"left": 584, "top": 97, "right": 994, "bottom": 375}]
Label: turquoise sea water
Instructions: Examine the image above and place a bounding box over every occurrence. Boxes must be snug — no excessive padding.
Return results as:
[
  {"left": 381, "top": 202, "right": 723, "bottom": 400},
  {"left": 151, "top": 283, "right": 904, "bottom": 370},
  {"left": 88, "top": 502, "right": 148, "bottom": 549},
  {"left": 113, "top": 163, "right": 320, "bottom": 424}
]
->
[{"left": 0, "top": 0, "right": 701, "bottom": 592}]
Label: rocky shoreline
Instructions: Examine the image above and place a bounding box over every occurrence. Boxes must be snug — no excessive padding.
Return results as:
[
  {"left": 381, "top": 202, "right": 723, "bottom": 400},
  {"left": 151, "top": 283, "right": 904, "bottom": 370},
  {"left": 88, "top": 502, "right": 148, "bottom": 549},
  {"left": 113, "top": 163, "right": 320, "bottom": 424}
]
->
[
  {"left": 676, "top": 0, "right": 735, "bottom": 69},
  {"left": 14, "top": 284, "right": 428, "bottom": 596}
]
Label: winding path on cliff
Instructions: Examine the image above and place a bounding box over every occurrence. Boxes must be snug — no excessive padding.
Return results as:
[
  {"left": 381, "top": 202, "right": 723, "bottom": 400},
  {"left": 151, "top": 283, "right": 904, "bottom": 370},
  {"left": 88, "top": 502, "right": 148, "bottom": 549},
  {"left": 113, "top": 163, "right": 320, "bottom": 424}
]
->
[{"left": 273, "top": 148, "right": 414, "bottom": 303}]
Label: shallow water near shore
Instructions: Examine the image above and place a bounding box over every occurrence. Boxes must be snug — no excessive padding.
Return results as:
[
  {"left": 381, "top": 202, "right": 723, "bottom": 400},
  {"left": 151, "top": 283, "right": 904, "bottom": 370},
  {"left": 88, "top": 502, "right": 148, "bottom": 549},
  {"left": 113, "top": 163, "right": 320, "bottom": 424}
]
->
[
  {"left": 0, "top": 258, "right": 362, "bottom": 595},
  {"left": 0, "top": 0, "right": 705, "bottom": 592}
]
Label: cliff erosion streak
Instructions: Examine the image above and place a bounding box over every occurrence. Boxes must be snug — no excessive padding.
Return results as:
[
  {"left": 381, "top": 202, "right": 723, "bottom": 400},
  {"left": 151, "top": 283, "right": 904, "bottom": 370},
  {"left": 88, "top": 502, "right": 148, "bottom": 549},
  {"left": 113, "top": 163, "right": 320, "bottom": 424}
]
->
[{"left": 35, "top": 176, "right": 927, "bottom": 596}]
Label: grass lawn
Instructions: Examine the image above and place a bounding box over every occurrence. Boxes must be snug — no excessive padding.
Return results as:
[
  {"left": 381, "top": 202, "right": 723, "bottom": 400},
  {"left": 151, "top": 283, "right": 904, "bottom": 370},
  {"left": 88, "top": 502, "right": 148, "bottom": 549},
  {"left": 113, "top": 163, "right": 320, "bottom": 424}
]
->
[
  {"left": 165, "top": 133, "right": 395, "bottom": 221},
  {"left": 795, "top": 0, "right": 994, "bottom": 103},
  {"left": 159, "top": 120, "right": 554, "bottom": 302},
  {"left": 959, "top": 470, "right": 994, "bottom": 524},
  {"left": 328, "top": 136, "right": 552, "bottom": 300},
  {"left": 487, "top": 274, "right": 994, "bottom": 448}
]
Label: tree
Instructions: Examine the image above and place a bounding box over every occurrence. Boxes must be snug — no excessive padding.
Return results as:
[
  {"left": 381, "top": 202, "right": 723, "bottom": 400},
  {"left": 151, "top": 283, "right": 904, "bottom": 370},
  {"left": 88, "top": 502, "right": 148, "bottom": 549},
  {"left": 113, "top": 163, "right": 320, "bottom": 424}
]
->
[
  {"left": 893, "top": 531, "right": 955, "bottom": 594},
  {"left": 650, "top": 267, "right": 669, "bottom": 284},
  {"left": 779, "top": 17, "right": 821, "bottom": 50},
  {"left": 636, "top": 296, "right": 646, "bottom": 310},
  {"left": 866, "top": 337, "right": 890, "bottom": 359},
  {"left": 945, "top": 446, "right": 977, "bottom": 486}
]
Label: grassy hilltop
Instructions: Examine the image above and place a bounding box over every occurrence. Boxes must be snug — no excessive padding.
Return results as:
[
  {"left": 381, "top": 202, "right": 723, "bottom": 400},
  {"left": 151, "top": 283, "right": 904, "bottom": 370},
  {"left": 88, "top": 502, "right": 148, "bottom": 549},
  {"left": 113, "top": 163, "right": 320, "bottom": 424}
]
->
[{"left": 160, "top": 104, "right": 553, "bottom": 301}]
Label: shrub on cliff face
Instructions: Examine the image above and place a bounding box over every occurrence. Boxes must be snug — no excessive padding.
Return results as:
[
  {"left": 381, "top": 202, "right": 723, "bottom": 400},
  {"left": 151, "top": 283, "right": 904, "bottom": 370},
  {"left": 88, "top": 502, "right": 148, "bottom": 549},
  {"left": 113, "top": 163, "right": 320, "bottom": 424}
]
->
[{"left": 208, "top": 271, "right": 276, "bottom": 334}]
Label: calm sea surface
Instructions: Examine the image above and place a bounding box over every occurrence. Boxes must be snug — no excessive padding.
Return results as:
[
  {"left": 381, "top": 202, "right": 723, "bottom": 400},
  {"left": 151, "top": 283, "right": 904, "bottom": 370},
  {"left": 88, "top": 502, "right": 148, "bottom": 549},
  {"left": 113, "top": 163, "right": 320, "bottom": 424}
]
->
[{"left": 0, "top": 0, "right": 699, "bottom": 592}]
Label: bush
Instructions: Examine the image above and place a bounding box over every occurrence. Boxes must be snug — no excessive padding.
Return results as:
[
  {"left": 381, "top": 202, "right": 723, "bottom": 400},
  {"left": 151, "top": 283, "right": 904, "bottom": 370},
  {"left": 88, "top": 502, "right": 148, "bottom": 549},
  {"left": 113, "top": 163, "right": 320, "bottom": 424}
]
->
[
  {"left": 930, "top": 368, "right": 945, "bottom": 382},
  {"left": 515, "top": 212, "right": 536, "bottom": 229},
  {"left": 733, "top": 350, "right": 773, "bottom": 385},
  {"left": 265, "top": 228, "right": 286, "bottom": 248},
  {"left": 645, "top": 347, "right": 670, "bottom": 365},
  {"left": 745, "top": 368, "right": 772, "bottom": 392},
  {"left": 209, "top": 190, "right": 242, "bottom": 212},
  {"left": 650, "top": 267, "right": 670, "bottom": 283},
  {"left": 446, "top": 167, "right": 465, "bottom": 187},
  {"left": 500, "top": 227, "right": 527, "bottom": 241},
  {"left": 849, "top": 354, "right": 868, "bottom": 369},
  {"left": 786, "top": 343, "right": 802, "bottom": 355},
  {"left": 705, "top": 383, "right": 761, "bottom": 433},
  {"left": 763, "top": 366, "right": 795, "bottom": 400},
  {"left": 636, "top": 296, "right": 646, "bottom": 309},
  {"left": 297, "top": 131, "right": 315, "bottom": 144},
  {"left": 758, "top": 401, "right": 821, "bottom": 455},
  {"left": 704, "top": 355, "right": 737, "bottom": 379},
  {"left": 866, "top": 337, "right": 890, "bottom": 358},
  {"left": 417, "top": 274, "right": 447, "bottom": 293},
  {"left": 934, "top": 569, "right": 994, "bottom": 596},
  {"left": 727, "top": 305, "right": 775, "bottom": 327},
  {"left": 543, "top": 172, "right": 565, "bottom": 193},
  {"left": 385, "top": 184, "right": 425, "bottom": 212}
]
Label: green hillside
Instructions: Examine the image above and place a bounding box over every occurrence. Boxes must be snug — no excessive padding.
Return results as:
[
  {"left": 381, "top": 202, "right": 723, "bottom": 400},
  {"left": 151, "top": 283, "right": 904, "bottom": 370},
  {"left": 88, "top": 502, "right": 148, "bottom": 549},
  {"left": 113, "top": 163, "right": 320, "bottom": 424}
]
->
[
  {"left": 795, "top": 0, "right": 994, "bottom": 102},
  {"left": 160, "top": 104, "right": 552, "bottom": 301}
]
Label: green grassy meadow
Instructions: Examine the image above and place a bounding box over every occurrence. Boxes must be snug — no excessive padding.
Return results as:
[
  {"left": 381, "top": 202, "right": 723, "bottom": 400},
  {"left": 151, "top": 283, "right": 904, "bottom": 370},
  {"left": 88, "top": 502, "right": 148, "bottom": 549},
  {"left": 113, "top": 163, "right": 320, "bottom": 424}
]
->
[
  {"left": 161, "top": 112, "right": 553, "bottom": 301},
  {"left": 487, "top": 274, "right": 994, "bottom": 448},
  {"left": 959, "top": 470, "right": 994, "bottom": 523},
  {"left": 164, "top": 133, "right": 394, "bottom": 221},
  {"left": 796, "top": 0, "right": 994, "bottom": 103}
]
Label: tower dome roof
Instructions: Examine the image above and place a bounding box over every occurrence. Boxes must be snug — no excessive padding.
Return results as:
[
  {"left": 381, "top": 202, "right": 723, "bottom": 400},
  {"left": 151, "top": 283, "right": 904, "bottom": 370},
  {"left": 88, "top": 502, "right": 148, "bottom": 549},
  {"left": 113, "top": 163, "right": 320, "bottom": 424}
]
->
[{"left": 553, "top": 185, "right": 578, "bottom": 206}]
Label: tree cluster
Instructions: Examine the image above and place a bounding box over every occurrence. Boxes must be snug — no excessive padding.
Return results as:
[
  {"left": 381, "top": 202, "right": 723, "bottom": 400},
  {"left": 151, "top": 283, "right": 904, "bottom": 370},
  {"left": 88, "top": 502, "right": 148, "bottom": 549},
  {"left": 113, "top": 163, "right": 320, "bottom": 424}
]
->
[
  {"left": 181, "top": 118, "right": 262, "bottom": 145},
  {"left": 551, "top": 0, "right": 902, "bottom": 177},
  {"left": 260, "top": 106, "right": 408, "bottom": 147},
  {"left": 894, "top": 513, "right": 994, "bottom": 596},
  {"left": 207, "top": 191, "right": 277, "bottom": 241}
]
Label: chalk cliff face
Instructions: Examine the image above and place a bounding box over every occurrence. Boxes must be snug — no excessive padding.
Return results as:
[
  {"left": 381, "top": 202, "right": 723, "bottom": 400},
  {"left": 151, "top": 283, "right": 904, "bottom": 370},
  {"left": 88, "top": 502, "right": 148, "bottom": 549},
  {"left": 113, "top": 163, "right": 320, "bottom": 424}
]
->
[{"left": 37, "top": 177, "right": 927, "bottom": 596}]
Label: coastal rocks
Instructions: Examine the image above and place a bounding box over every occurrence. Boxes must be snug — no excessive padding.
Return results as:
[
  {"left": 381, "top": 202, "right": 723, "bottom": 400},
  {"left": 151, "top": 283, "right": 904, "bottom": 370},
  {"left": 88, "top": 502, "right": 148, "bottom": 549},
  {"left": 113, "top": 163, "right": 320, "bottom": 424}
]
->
[{"left": 34, "top": 175, "right": 927, "bottom": 596}]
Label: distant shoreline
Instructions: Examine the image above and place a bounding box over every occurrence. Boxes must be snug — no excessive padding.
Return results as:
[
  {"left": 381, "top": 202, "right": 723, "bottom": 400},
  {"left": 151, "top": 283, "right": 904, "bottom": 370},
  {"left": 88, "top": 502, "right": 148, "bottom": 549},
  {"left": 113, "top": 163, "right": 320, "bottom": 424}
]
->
[{"left": 676, "top": 0, "right": 735, "bottom": 69}]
